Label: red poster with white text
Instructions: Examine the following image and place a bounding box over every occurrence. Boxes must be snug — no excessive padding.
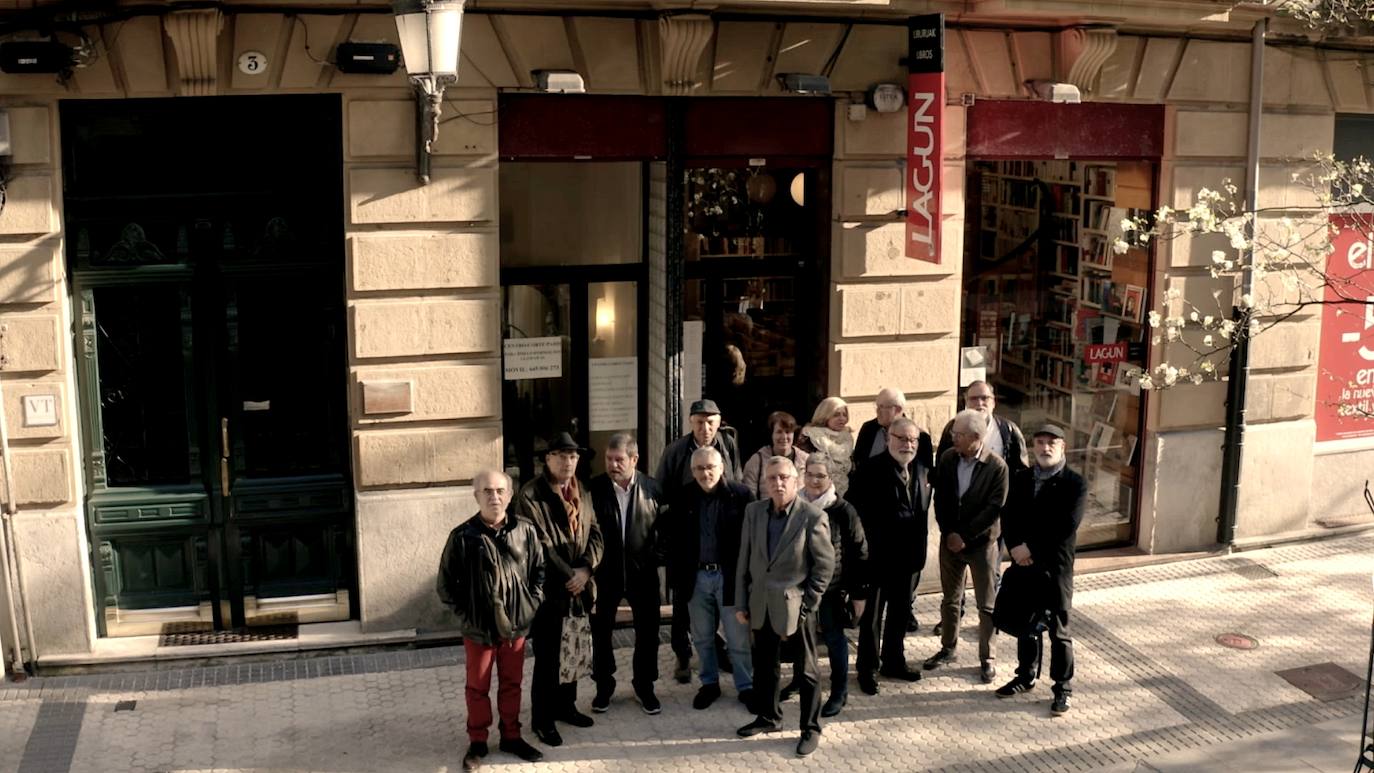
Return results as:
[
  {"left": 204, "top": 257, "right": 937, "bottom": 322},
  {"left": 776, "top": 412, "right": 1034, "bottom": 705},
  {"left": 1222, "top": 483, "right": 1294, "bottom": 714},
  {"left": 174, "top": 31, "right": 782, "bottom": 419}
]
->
[
  {"left": 1316, "top": 216, "right": 1374, "bottom": 442},
  {"left": 905, "top": 72, "right": 944, "bottom": 263}
]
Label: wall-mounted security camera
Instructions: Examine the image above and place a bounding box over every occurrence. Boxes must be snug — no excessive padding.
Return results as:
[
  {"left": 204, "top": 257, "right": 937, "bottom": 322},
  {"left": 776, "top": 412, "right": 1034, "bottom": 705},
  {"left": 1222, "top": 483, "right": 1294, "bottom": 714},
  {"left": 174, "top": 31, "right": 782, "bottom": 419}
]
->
[
  {"left": 1026, "top": 79, "right": 1081, "bottom": 104},
  {"left": 778, "top": 73, "right": 830, "bottom": 95},
  {"left": 534, "top": 69, "right": 585, "bottom": 93},
  {"left": 0, "top": 41, "right": 74, "bottom": 74},
  {"left": 335, "top": 42, "right": 401, "bottom": 74}
]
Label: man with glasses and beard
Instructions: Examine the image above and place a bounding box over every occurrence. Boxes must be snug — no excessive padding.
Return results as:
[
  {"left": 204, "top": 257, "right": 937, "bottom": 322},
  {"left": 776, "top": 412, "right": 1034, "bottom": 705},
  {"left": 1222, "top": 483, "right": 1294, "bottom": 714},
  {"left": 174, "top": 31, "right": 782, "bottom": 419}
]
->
[
  {"left": 847, "top": 417, "right": 933, "bottom": 695},
  {"left": 995, "top": 425, "right": 1085, "bottom": 715}
]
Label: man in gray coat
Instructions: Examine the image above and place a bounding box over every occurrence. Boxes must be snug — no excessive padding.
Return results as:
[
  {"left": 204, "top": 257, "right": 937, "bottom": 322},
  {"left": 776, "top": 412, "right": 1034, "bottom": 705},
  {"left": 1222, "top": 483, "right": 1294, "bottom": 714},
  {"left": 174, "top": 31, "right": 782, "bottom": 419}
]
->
[{"left": 734, "top": 456, "right": 835, "bottom": 757}]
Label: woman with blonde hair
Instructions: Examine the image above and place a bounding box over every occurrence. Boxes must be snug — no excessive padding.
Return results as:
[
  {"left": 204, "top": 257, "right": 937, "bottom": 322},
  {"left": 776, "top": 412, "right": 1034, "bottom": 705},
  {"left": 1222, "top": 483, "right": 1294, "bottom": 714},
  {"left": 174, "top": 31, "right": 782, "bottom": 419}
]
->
[{"left": 797, "top": 397, "right": 855, "bottom": 495}]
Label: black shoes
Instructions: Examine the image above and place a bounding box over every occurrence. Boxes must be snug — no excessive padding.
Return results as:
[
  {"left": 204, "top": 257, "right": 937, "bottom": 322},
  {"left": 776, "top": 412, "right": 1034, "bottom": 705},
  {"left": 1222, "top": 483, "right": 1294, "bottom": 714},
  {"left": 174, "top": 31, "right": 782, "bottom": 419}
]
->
[
  {"left": 796, "top": 730, "right": 820, "bottom": 756},
  {"left": 858, "top": 672, "right": 880, "bottom": 695},
  {"left": 674, "top": 654, "right": 692, "bottom": 684},
  {"left": 980, "top": 662, "right": 997, "bottom": 684},
  {"left": 923, "top": 648, "right": 957, "bottom": 670},
  {"left": 533, "top": 726, "right": 563, "bottom": 747},
  {"left": 634, "top": 683, "right": 662, "bottom": 715},
  {"left": 778, "top": 680, "right": 802, "bottom": 702},
  {"left": 821, "top": 692, "right": 846, "bottom": 717},
  {"left": 1051, "top": 693, "right": 1071, "bottom": 715},
  {"left": 736, "top": 717, "right": 784, "bottom": 737},
  {"left": 462, "top": 741, "right": 487, "bottom": 770},
  {"left": 591, "top": 682, "right": 614, "bottom": 713},
  {"left": 879, "top": 665, "right": 923, "bottom": 682},
  {"left": 693, "top": 683, "right": 722, "bottom": 710},
  {"left": 558, "top": 709, "right": 595, "bottom": 728},
  {"left": 499, "top": 737, "right": 545, "bottom": 762},
  {"left": 995, "top": 677, "right": 1036, "bottom": 698}
]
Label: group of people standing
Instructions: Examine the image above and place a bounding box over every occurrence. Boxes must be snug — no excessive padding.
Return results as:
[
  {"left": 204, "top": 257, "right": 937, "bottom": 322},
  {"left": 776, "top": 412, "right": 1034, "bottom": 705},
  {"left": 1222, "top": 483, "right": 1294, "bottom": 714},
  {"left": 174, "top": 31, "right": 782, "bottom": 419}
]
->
[{"left": 437, "top": 381, "right": 1087, "bottom": 770}]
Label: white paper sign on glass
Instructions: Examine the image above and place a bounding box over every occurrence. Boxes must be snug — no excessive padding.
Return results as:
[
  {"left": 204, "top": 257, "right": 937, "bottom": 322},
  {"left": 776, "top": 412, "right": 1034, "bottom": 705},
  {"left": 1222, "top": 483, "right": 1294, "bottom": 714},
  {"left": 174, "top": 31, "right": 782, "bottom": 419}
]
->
[
  {"left": 503, "top": 336, "right": 564, "bottom": 380},
  {"left": 589, "top": 357, "right": 638, "bottom": 431},
  {"left": 959, "top": 346, "right": 987, "bottom": 387}
]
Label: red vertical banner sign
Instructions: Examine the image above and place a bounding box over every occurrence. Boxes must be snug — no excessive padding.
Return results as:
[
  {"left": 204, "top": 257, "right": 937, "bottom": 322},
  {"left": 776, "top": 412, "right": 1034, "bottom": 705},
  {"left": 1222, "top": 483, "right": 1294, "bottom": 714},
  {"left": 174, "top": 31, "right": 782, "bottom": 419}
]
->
[
  {"left": 906, "top": 14, "right": 945, "bottom": 263},
  {"left": 1317, "top": 215, "right": 1374, "bottom": 442}
]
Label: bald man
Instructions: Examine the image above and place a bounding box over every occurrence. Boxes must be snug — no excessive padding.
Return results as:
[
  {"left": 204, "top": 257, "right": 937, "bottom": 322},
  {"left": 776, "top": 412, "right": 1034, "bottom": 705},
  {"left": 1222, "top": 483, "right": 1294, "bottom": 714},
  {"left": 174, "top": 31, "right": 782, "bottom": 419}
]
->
[{"left": 852, "top": 388, "right": 908, "bottom": 467}]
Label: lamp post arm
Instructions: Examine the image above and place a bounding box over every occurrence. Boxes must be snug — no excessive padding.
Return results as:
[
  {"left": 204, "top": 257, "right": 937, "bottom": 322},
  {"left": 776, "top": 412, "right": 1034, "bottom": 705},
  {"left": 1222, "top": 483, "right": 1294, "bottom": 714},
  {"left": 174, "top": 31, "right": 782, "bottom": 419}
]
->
[{"left": 410, "top": 74, "right": 451, "bottom": 185}]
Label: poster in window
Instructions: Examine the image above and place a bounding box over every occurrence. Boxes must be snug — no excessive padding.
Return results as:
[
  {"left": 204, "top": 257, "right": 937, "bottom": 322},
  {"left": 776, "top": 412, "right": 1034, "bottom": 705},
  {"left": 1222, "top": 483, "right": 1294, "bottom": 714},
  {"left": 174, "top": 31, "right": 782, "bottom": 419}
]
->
[{"left": 1316, "top": 216, "right": 1374, "bottom": 442}]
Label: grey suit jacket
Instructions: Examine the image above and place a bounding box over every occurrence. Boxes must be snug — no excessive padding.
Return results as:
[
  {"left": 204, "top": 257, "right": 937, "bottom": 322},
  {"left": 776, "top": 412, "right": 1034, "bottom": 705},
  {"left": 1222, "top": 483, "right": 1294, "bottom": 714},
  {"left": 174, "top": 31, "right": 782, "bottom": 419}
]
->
[{"left": 734, "top": 497, "right": 835, "bottom": 637}]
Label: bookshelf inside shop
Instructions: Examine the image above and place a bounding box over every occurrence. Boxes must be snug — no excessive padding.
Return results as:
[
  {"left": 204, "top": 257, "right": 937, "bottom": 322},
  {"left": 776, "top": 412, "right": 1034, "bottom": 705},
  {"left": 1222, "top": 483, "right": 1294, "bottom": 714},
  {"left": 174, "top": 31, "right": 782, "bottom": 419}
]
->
[{"left": 967, "top": 159, "right": 1155, "bottom": 547}]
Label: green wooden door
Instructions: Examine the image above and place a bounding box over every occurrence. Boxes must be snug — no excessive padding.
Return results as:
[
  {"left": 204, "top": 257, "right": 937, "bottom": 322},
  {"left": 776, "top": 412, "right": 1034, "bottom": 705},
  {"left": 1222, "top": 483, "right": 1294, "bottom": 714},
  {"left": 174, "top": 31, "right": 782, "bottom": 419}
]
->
[{"left": 63, "top": 95, "right": 352, "bottom": 636}]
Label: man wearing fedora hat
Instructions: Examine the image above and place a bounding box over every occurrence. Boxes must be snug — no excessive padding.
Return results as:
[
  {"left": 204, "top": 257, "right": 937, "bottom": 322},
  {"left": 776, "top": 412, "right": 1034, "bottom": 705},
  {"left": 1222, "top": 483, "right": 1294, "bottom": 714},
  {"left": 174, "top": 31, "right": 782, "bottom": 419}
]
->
[
  {"left": 516, "top": 432, "right": 604, "bottom": 748},
  {"left": 995, "top": 424, "right": 1085, "bottom": 715},
  {"left": 655, "top": 398, "right": 743, "bottom": 684}
]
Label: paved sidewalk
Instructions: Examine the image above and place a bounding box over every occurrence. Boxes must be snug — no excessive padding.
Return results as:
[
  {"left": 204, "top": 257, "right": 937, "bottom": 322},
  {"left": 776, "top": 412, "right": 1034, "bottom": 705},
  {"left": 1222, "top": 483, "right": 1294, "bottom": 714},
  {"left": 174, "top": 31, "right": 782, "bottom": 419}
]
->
[{"left": 4, "top": 533, "right": 1374, "bottom": 773}]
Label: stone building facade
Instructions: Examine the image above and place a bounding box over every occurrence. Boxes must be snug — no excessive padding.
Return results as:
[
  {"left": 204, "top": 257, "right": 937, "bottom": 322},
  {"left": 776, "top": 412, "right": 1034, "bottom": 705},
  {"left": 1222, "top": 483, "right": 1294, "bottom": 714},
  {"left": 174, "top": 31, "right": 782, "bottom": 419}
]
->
[{"left": 0, "top": 0, "right": 1368, "bottom": 668}]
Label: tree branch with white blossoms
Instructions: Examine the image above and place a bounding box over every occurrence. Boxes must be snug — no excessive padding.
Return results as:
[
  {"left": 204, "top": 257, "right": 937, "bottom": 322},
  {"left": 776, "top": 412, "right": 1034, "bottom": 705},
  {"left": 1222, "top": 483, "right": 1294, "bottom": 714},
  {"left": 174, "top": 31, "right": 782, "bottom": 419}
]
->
[
  {"left": 1115, "top": 152, "right": 1374, "bottom": 394},
  {"left": 1274, "top": 0, "right": 1374, "bottom": 32}
]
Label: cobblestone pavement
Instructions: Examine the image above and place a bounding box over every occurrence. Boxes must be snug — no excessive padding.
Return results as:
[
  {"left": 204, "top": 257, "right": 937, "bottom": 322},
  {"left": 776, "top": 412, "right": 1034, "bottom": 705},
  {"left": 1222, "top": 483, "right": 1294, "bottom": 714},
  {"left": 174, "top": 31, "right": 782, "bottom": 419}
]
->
[{"left": 5, "top": 534, "right": 1374, "bottom": 773}]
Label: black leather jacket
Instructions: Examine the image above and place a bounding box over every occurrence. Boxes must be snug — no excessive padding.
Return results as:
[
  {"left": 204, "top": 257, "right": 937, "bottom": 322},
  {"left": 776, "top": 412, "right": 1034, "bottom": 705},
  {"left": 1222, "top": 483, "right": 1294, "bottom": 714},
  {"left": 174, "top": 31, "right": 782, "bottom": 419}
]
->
[
  {"left": 437, "top": 514, "right": 545, "bottom": 646},
  {"left": 589, "top": 472, "right": 666, "bottom": 588}
]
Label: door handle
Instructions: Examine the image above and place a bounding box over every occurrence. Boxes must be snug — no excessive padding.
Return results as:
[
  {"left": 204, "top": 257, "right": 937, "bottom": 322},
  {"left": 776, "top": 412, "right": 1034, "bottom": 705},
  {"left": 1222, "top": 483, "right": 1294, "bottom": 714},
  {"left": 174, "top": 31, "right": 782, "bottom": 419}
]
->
[{"left": 220, "top": 417, "right": 231, "bottom": 496}]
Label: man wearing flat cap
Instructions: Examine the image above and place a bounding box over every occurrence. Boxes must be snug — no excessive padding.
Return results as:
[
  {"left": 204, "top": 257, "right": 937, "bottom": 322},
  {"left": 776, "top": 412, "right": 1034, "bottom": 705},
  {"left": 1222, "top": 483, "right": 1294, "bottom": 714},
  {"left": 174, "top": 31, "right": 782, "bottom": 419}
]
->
[
  {"left": 656, "top": 398, "right": 743, "bottom": 683},
  {"left": 656, "top": 399, "right": 743, "bottom": 499},
  {"left": 995, "top": 424, "right": 1085, "bottom": 716},
  {"left": 516, "top": 432, "right": 604, "bottom": 748}
]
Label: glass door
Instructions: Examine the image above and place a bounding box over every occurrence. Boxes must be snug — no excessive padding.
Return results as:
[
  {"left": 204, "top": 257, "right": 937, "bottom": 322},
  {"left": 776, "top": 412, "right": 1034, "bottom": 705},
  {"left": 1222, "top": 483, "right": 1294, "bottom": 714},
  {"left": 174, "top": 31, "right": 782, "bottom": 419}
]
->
[
  {"left": 501, "top": 279, "right": 641, "bottom": 486},
  {"left": 683, "top": 164, "right": 827, "bottom": 453},
  {"left": 499, "top": 160, "right": 648, "bottom": 485}
]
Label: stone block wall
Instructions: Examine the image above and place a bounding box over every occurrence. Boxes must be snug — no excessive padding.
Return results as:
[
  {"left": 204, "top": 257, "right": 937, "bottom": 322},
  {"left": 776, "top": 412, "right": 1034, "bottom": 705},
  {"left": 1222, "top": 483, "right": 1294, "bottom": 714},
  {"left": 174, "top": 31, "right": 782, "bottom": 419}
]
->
[
  {"left": 0, "top": 99, "right": 95, "bottom": 657},
  {"left": 343, "top": 90, "right": 502, "bottom": 633},
  {"left": 1092, "top": 34, "right": 1364, "bottom": 548},
  {"left": 830, "top": 107, "right": 963, "bottom": 440}
]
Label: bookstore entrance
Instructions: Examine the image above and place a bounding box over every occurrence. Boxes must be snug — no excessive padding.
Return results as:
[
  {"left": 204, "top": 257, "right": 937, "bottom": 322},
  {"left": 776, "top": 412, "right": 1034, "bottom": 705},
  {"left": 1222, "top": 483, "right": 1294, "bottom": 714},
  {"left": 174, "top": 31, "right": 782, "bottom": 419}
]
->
[{"left": 959, "top": 102, "right": 1164, "bottom": 548}]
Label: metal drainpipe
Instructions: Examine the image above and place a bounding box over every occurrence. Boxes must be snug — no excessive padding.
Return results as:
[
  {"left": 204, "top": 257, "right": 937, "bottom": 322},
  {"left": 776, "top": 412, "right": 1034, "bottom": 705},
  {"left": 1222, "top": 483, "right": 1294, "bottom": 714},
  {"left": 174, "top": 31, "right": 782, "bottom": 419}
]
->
[
  {"left": 1217, "top": 17, "right": 1267, "bottom": 549},
  {"left": 0, "top": 506, "right": 24, "bottom": 674}
]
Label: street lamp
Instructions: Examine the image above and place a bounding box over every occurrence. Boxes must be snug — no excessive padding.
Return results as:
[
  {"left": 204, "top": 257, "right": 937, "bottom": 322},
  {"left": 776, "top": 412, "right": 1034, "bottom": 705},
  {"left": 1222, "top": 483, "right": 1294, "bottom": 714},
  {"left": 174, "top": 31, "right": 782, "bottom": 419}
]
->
[{"left": 392, "top": 0, "right": 465, "bottom": 184}]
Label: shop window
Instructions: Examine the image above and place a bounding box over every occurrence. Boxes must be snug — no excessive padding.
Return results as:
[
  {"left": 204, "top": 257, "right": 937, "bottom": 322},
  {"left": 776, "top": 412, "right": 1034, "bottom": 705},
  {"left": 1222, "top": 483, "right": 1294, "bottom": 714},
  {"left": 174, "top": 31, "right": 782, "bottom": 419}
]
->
[
  {"left": 499, "top": 162, "right": 643, "bottom": 267},
  {"left": 962, "top": 159, "right": 1155, "bottom": 547},
  {"left": 1335, "top": 114, "right": 1374, "bottom": 163}
]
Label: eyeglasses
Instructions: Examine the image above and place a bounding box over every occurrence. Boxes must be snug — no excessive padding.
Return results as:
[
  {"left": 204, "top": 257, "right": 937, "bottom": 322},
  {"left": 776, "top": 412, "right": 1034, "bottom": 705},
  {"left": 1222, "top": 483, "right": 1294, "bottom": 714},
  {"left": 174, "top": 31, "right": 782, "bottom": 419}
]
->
[
  {"left": 891, "top": 435, "right": 920, "bottom": 445},
  {"left": 803, "top": 471, "right": 830, "bottom": 480},
  {"left": 967, "top": 393, "right": 994, "bottom": 402}
]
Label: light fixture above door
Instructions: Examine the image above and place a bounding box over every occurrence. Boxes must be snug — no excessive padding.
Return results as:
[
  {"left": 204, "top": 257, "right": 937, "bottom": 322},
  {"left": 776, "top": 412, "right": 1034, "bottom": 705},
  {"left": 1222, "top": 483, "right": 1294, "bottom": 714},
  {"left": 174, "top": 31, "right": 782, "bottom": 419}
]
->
[{"left": 392, "top": 0, "right": 465, "bottom": 184}]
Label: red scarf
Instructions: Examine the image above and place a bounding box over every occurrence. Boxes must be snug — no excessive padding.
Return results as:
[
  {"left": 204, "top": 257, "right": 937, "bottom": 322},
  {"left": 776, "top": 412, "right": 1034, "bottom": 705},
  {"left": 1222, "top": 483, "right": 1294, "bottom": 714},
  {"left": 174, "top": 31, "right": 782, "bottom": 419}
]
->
[{"left": 559, "top": 478, "right": 581, "bottom": 537}]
